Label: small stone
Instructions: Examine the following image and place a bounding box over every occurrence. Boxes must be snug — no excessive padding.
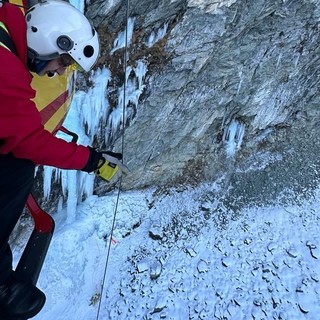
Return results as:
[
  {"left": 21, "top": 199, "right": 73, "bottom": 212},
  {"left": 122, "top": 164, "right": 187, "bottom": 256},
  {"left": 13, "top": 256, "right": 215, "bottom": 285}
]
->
[
  {"left": 152, "top": 296, "right": 167, "bottom": 314},
  {"left": 244, "top": 238, "right": 253, "bottom": 245},
  {"left": 149, "top": 224, "right": 163, "bottom": 240},
  {"left": 214, "top": 241, "right": 223, "bottom": 252},
  {"left": 137, "top": 259, "right": 149, "bottom": 273},
  {"left": 301, "top": 277, "right": 309, "bottom": 286},
  {"left": 197, "top": 260, "right": 209, "bottom": 273},
  {"left": 311, "top": 273, "right": 319, "bottom": 282},
  {"left": 130, "top": 279, "right": 140, "bottom": 292},
  {"left": 296, "top": 285, "right": 304, "bottom": 293},
  {"left": 310, "top": 247, "right": 320, "bottom": 259},
  {"left": 286, "top": 245, "right": 299, "bottom": 258},
  {"left": 283, "top": 259, "right": 292, "bottom": 268},
  {"left": 229, "top": 239, "right": 236, "bottom": 247},
  {"left": 262, "top": 272, "right": 271, "bottom": 282},
  {"left": 233, "top": 293, "right": 245, "bottom": 306},
  {"left": 253, "top": 297, "right": 262, "bottom": 306},
  {"left": 185, "top": 247, "right": 197, "bottom": 257},
  {"left": 200, "top": 202, "right": 211, "bottom": 211},
  {"left": 150, "top": 261, "right": 162, "bottom": 280},
  {"left": 199, "top": 309, "right": 208, "bottom": 319},
  {"left": 216, "top": 289, "right": 225, "bottom": 299},
  {"left": 221, "top": 255, "right": 233, "bottom": 267},
  {"left": 267, "top": 242, "right": 278, "bottom": 253},
  {"left": 297, "top": 292, "right": 311, "bottom": 313},
  {"left": 272, "top": 296, "right": 281, "bottom": 308},
  {"left": 306, "top": 241, "right": 316, "bottom": 249}
]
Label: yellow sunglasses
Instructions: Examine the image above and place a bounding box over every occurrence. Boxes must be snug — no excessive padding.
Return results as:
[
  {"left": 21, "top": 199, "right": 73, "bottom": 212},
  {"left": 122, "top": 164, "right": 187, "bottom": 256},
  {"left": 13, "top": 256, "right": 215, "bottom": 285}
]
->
[{"left": 60, "top": 54, "right": 83, "bottom": 71}]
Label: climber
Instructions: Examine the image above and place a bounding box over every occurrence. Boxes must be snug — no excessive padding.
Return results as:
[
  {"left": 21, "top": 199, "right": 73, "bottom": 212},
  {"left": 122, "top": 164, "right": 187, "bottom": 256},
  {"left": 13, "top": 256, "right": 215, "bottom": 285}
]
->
[{"left": 0, "top": 0, "right": 125, "bottom": 319}]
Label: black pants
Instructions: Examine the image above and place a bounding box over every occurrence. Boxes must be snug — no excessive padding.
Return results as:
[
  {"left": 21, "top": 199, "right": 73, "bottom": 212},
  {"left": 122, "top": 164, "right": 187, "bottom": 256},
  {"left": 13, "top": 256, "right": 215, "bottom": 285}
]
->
[{"left": 0, "top": 154, "right": 35, "bottom": 284}]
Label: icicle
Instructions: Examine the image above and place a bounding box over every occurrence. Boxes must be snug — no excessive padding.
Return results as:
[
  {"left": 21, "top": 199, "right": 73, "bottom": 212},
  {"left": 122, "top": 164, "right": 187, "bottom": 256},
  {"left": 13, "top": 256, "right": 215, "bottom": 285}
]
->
[
  {"left": 276, "top": 52, "right": 282, "bottom": 69},
  {"left": 237, "top": 68, "right": 243, "bottom": 95},
  {"left": 106, "top": 61, "right": 147, "bottom": 141},
  {"left": 42, "top": 68, "right": 112, "bottom": 220},
  {"left": 111, "top": 18, "right": 135, "bottom": 54},
  {"left": 65, "top": 170, "right": 77, "bottom": 224},
  {"left": 135, "top": 61, "right": 148, "bottom": 90},
  {"left": 223, "top": 119, "right": 245, "bottom": 157},
  {"left": 146, "top": 23, "right": 168, "bottom": 48},
  {"left": 78, "top": 68, "right": 111, "bottom": 139},
  {"left": 43, "top": 166, "right": 54, "bottom": 198}
]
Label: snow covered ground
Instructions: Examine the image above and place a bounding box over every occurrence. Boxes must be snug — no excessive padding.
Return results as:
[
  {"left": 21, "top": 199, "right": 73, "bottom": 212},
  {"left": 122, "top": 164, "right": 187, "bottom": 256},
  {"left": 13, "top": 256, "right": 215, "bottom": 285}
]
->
[{"left": 13, "top": 182, "right": 320, "bottom": 320}]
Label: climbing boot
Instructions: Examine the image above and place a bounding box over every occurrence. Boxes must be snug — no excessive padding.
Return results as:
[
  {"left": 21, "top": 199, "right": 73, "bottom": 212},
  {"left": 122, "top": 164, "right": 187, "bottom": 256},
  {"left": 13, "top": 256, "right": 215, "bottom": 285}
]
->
[{"left": 0, "top": 276, "right": 45, "bottom": 320}]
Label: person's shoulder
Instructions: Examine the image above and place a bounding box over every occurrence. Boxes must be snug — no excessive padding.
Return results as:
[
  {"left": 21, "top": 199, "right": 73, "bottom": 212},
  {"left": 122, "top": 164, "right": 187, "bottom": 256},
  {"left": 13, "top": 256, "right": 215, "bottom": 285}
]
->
[
  {"left": 0, "top": 2, "right": 26, "bottom": 36},
  {"left": 0, "top": 47, "right": 31, "bottom": 80},
  {"left": 1, "top": 1, "right": 24, "bottom": 16}
]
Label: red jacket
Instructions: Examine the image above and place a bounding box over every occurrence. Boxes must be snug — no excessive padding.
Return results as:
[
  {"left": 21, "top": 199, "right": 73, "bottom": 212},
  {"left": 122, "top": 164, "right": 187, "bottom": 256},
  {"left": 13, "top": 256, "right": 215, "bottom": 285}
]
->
[{"left": 0, "top": 2, "right": 89, "bottom": 170}]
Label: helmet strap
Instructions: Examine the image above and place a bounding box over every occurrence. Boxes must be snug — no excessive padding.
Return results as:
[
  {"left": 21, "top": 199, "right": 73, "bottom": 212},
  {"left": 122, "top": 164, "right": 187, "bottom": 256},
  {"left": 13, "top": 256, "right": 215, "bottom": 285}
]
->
[
  {"left": 27, "top": 47, "right": 60, "bottom": 62},
  {"left": 27, "top": 55, "right": 49, "bottom": 74}
]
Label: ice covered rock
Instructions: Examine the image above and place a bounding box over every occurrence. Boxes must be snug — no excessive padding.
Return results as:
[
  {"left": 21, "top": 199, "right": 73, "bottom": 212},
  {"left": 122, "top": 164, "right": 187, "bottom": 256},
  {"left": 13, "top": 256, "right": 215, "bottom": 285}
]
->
[
  {"left": 214, "top": 241, "right": 223, "bottom": 252},
  {"left": 306, "top": 241, "right": 320, "bottom": 258},
  {"left": 150, "top": 261, "right": 162, "bottom": 279},
  {"left": 149, "top": 224, "right": 163, "bottom": 240},
  {"left": 311, "top": 273, "right": 319, "bottom": 283},
  {"left": 185, "top": 246, "right": 197, "bottom": 257},
  {"left": 137, "top": 259, "right": 149, "bottom": 273},
  {"left": 130, "top": 278, "right": 140, "bottom": 292},
  {"left": 286, "top": 245, "right": 299, "bottom": 258},
  {"left": 272, "top": 295, "right": 281, "bottom": 308},
  {"left": 200, "top": 202, "right": 211, "bottom": 211},
  {"left": 216, "top": 289, "right": 226, "bottom": 299},
  {"left": 199, "top": 309, "right": 209, "bottom": 319},
  {"left": 297, "top": 292, "right": 311, "bottom": 313},
  {"left": 253, "top": 297, "right": 263, "bottom": 307},
  {"left": 221, "top": 255, "right": 233, "bottom": 267},
  {"left": 310, "top": 247, "right": 320, "bottom": 259},
  {"left": 152, "top": 296, "right": 167, "bottom": 314},
  {"left": 306, "top": 240, "right": 316, "bottom": 249},
  {"left": 267, "top": 242, "right": 278, "bottom": 253},
  {"left": 233, "top": 293, "right": 246, "bottom": 307}
]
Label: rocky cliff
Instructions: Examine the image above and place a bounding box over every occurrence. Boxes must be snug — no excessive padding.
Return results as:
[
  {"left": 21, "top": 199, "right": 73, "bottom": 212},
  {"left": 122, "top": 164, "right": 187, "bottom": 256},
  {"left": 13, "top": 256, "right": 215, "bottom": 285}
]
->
[{"left": 83, "top": 0, "right": 320, "bottom": 208}]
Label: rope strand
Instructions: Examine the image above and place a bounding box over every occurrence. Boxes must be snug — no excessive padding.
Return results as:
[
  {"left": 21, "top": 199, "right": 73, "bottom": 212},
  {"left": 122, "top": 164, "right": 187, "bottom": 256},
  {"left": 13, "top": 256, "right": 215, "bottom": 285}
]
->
[{"left": 95, "top": 0, "right": 130, "bottom": 318}]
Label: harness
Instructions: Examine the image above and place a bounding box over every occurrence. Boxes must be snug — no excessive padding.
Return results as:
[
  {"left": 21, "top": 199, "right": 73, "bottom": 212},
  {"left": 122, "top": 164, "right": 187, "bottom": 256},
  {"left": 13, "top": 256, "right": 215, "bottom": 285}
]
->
[{"left": 0, "top": 20, "right": 17, "bottom": 55}]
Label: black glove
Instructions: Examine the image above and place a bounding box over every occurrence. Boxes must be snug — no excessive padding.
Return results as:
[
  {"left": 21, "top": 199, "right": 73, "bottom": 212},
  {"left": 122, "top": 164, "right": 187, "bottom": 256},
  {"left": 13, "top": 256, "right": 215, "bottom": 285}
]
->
[{"left": 82, "top": 147, "right": 128, "bottom": 182}]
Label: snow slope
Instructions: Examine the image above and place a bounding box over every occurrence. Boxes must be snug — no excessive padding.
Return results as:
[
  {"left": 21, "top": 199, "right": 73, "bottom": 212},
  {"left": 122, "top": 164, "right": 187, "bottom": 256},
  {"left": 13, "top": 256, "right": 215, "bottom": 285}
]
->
[{"left": 20, "top": 183, "right": 320, "bottom": 320}]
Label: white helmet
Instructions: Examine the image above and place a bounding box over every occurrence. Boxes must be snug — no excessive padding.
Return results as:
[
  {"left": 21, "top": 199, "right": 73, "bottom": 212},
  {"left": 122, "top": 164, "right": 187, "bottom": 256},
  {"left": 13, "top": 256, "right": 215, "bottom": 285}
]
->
[{"left": 26, "top": 0, "right": 100, "bottom": 72}]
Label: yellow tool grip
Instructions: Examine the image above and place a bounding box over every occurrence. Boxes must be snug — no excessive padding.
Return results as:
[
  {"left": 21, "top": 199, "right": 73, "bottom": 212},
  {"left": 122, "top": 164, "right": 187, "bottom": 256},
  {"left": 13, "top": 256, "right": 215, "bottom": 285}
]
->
[{"left": 95, "top": 160, "right": 119, "bottom": 182}]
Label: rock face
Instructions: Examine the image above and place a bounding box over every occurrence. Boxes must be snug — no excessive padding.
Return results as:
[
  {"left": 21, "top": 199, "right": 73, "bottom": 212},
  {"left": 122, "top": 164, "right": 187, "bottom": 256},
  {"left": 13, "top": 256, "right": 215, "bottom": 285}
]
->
[{"left": 86, "top": 0, "right": 320, "bottom": 205}]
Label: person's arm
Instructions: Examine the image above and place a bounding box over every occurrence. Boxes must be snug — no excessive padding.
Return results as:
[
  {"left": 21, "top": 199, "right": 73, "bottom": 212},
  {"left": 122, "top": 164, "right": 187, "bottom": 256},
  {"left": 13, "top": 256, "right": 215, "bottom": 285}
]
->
[{"left": 0, "top": 52, "right": 89, "bottom": 170}]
